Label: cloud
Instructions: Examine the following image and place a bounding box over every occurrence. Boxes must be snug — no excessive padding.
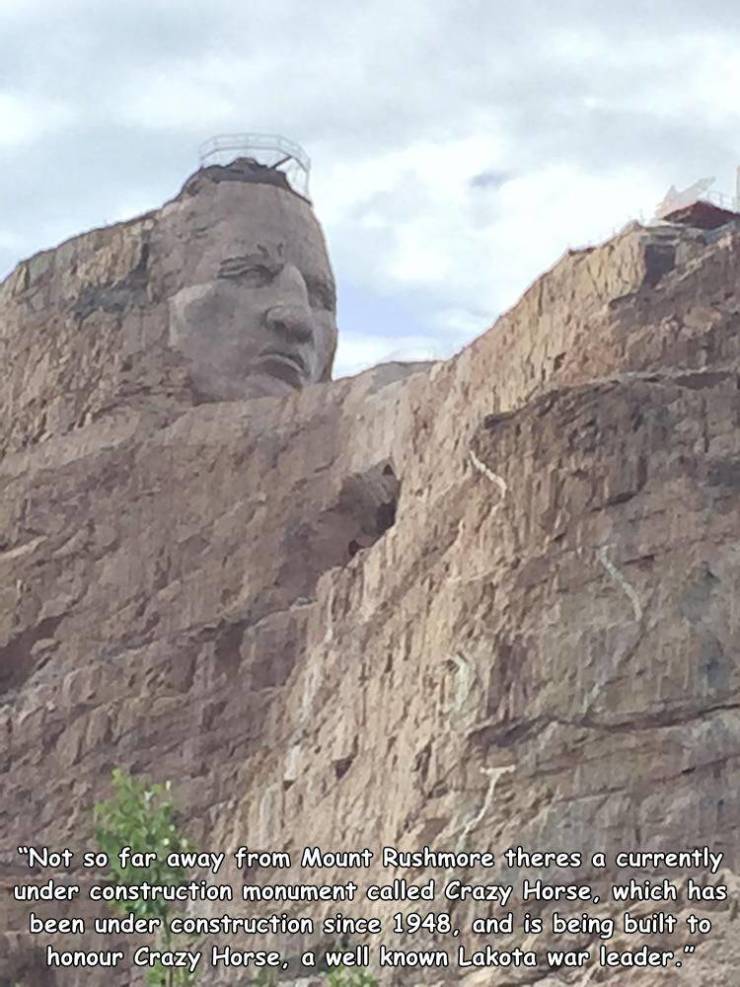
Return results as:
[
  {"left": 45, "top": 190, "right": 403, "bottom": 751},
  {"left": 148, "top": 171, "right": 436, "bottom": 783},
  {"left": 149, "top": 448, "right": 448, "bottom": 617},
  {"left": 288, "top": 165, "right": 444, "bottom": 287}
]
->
[
  {"left": 470, "top": 170, "right": 512, "bottom": 190},
  {"left": 0, "top": 92, "right": 77, "bottom": 147},
  {"left": 335, "top": 331, "right": 442, "bottom": 378},
  {"left": 322, "top": 145, "right": 662, "bottom": 338},
  {"left": 0, "top": 1, "right": 739, "bottom": 374},
  {"left": 0, "top": 229, "right": 23, "bottom": 252}
]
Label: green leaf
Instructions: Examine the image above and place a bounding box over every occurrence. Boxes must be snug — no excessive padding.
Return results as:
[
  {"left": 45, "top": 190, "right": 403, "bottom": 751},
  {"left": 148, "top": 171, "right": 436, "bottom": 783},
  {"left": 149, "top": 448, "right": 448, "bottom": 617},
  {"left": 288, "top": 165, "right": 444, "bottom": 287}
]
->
[{"left": 94, "top": 768, "right": 200, "bottom": 980}]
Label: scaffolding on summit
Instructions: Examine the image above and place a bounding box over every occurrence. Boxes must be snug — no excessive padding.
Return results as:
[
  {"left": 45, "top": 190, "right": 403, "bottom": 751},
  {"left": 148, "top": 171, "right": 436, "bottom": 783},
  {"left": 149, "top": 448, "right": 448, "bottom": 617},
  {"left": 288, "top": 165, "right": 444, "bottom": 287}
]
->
[
  {"left": 653, "top": 167, "right": 740, "bottom": 229},
  {"left": 198, "top": 133, "right": 311, "bottom": 199}
]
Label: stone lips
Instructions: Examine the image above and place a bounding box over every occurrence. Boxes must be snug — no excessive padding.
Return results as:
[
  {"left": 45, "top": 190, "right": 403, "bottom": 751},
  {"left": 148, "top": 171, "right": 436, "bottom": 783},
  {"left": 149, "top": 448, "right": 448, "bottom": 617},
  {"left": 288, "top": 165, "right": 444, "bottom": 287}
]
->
[{"left": 2, "top": 198, "right": 740, "bottom": 983}]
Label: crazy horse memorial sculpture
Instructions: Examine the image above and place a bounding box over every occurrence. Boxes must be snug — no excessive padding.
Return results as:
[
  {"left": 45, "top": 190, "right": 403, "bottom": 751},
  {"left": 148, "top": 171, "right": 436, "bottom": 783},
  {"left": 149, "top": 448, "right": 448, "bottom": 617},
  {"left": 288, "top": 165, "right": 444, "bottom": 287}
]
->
[{"left": 1, "top": 150, "right": 740, "bottom": 985}]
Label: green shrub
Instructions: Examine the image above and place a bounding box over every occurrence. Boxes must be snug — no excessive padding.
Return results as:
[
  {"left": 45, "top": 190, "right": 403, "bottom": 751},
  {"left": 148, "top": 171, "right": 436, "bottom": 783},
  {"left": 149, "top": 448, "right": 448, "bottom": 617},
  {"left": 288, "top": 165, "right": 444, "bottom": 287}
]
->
[
  {"left": 326, "top": 968, "right": 378, "bottom": 987},
  {"left": 94, "top": 768, "right": 198, "bottom": 986}
]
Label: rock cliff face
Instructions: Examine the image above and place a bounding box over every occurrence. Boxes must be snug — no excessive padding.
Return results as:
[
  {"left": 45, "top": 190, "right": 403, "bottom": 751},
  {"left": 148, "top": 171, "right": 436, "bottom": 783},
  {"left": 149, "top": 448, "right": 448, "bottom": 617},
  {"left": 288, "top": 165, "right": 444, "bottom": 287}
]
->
[{"left": 1, "top": 169, "right": 740, "bottom": 986}]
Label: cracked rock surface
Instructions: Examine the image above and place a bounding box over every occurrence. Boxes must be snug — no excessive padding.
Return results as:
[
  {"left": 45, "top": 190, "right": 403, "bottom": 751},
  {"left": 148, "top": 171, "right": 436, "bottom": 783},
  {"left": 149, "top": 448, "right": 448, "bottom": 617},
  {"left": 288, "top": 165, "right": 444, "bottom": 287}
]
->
[{"left": 2, "top": 190, "right": 740, "bottom": 985}]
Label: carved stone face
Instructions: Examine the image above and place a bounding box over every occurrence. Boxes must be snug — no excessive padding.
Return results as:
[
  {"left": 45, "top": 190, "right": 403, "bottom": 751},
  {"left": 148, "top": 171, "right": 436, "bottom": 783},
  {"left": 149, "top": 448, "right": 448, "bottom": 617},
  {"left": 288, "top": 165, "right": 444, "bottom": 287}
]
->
[{"left": 167, "top": 175, "right": 338, "bottom": 400}]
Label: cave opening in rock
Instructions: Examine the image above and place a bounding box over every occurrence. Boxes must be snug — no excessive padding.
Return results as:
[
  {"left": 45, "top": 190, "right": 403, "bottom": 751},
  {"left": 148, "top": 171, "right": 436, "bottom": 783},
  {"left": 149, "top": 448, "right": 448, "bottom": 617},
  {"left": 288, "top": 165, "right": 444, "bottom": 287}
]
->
[{"left": 340, "top": 459, "right": 399, "bottom": 560}]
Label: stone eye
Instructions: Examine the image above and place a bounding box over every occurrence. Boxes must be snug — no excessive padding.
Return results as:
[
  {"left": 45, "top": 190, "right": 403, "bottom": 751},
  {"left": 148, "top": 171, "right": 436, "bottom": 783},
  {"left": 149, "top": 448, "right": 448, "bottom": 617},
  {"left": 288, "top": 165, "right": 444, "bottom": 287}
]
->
[
  {"left": 239, "top": 264, "right": 275, "bottom": 287},
  {"left": 218, "top": 257, "right": 278, "bottom": 285}
]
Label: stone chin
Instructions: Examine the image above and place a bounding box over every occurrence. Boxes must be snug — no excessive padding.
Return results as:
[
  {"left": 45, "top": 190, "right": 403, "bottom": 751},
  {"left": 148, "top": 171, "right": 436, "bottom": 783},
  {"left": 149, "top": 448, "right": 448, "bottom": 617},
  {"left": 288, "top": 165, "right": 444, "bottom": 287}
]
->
[
  {"left": 187, "top": 366, "right": 302, "bottom": 402},
  {"left": 167, "top": 279, "right": 331, "bottom": 402}
]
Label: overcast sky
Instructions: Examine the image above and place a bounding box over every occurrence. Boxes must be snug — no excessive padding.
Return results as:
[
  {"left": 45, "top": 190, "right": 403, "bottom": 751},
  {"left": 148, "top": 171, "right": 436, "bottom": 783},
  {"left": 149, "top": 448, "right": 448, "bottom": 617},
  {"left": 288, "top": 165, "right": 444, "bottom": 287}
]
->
[{"left": 1, "top": 1, "right": 739, "bottom": 377}]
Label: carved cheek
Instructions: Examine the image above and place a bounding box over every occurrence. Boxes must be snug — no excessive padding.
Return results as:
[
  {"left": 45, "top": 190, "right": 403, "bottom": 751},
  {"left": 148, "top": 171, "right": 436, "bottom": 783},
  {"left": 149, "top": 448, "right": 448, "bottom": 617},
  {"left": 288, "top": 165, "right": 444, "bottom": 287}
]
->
[{"left": 314, "top": 314, "right": 338, "bottom": 373}]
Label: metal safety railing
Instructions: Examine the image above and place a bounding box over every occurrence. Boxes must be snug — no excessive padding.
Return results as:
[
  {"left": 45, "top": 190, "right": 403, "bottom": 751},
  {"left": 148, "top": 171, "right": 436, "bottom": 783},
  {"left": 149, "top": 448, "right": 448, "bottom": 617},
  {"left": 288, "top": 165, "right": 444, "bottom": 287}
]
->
[
  {"left": 198, "top": 133, "right": 311, "bottom": 198},
  {"left": 655, "top": 180, "right": 740, "bottom": 221},
  {"left": 699, "top": 188, "right": 739, "bottom": 212}
]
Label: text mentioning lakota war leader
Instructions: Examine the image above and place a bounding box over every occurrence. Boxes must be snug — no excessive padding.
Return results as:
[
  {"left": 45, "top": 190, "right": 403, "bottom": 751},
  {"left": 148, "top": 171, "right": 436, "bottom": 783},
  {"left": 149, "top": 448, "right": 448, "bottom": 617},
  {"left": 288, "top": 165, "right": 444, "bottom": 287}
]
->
[{"left": 11, "top": 843, "right": 728, "bottom": 976}]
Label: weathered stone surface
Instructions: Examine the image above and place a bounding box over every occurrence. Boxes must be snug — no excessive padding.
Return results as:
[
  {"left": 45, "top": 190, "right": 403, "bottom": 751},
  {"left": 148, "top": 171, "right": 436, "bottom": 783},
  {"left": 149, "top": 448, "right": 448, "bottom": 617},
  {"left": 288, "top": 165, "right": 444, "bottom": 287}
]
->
[
  {"left": 2, "top": 173, "right": 740, "bottom": 986},
  {"left": 0, "top": 157, "right": 337, "bottom": 462}
]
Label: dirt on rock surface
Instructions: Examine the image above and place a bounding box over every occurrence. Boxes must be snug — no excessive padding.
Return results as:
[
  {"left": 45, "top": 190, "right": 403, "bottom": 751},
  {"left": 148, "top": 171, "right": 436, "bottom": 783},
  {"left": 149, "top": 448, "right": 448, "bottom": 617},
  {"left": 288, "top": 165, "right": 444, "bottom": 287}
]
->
[{"left": 1, "top": 170, "right": 740, "bottom": 986}]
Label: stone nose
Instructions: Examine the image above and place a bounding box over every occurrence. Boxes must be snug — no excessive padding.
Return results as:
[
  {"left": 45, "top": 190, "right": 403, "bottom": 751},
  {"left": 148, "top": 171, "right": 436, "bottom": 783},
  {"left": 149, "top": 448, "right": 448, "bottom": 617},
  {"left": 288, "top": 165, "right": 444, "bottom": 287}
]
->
[{"left": 263, "top": 304, "right": 315, "bottom": 344}]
